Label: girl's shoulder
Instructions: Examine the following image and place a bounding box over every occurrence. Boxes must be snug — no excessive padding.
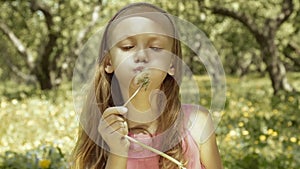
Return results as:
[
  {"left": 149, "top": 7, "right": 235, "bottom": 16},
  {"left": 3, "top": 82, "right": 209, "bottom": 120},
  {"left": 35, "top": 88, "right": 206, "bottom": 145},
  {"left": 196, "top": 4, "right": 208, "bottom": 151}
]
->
[{"left": 182, "top": 104, "right": 215, "bottom": 146}]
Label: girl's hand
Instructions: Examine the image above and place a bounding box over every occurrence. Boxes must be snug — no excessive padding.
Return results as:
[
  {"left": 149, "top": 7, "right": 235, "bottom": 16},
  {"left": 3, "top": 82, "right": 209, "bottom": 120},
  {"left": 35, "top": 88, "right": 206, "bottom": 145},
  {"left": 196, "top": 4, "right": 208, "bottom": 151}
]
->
[{"left": 98, "top": 106, "right": 130, "bottom": 156}]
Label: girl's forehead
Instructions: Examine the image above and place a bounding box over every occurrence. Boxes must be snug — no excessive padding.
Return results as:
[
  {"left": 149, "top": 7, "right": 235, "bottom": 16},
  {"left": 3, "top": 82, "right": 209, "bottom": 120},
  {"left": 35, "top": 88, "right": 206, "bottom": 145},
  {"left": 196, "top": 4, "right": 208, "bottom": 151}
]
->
[{"left": 107, "top": 13, "right": 175, "bottom": 47}]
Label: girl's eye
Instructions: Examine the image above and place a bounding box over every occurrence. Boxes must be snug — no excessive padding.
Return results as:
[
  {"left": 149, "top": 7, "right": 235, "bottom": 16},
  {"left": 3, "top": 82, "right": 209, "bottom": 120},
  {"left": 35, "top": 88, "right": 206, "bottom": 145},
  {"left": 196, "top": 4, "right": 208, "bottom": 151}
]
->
[
  {"left": 150, "top": 47, "right": 162, "bottom": 51},
  {"left": 121, "top": 46, "right": 134, "bottom": 51}
]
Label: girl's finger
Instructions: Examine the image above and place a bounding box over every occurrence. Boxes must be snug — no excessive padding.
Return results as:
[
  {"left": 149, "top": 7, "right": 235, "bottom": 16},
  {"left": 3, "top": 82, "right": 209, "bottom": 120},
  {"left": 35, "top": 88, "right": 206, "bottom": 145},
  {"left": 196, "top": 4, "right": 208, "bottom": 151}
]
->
[
  {"left": 99, "top": 117, "right": 127, "bottom": 134},
  {"left": 102, "top": 106, "right": 128, "bottom": 119},
  {"left": 102, "top": 114, "right": 125, "bottom": 127},
  {"left": 107, "top": 120, "right": 128, "bottom": 134},
  {"left": 112, "top": 121, "right": 128, "bottom": 136}
]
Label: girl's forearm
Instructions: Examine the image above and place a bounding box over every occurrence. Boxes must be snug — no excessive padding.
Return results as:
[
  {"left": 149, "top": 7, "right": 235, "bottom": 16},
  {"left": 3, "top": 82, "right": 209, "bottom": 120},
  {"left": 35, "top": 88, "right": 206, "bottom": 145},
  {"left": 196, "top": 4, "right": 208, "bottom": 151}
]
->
[{"left": 105, "top": 153, "right": 128, "bottom": 169}]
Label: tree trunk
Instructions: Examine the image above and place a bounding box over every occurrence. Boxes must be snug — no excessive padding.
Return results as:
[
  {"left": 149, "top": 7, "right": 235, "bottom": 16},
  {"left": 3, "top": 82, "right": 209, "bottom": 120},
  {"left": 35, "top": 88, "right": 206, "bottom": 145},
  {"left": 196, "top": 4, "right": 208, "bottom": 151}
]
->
[
  {"left": 260, "top": 38, "right": 294, "bottom": 95},
  {"left": 200, "top": 0, "right": 296, "bottom": 95},
  {"left": 36, "top": 70, "right": 52, "bottom": 90}
]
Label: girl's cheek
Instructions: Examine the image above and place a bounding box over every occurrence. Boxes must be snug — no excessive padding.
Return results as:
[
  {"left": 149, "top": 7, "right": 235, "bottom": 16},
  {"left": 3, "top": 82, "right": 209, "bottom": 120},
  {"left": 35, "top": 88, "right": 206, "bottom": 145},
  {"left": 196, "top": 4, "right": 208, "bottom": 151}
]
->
[
  {"left": 111, "top": 56, "right": 128, "bottom": 68},
  {"left": 149, "top": 55, "right": 173, "bottom": 71}
]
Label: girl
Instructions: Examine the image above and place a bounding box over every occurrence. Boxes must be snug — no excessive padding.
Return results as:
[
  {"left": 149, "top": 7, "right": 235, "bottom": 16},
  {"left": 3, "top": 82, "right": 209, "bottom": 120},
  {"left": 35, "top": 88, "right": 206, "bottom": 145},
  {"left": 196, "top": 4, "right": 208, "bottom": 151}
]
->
[{"left": 71, "top": 2, "right": 223, "bottom": 169}]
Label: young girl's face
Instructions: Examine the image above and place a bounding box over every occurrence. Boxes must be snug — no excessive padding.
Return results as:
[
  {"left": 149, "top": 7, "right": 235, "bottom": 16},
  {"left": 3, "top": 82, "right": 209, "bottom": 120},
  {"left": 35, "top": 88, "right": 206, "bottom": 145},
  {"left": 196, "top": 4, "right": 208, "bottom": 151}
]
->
[{"left": 105, "top": 16, "right": 175, "bottom": 91}]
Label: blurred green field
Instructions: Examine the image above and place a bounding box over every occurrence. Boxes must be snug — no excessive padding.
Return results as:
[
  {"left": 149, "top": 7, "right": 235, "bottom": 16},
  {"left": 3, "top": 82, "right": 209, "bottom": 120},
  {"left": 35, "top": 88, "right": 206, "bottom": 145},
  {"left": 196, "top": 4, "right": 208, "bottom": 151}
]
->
[{"left": 0, "top": 73, "right": 299, "bottom": 169}]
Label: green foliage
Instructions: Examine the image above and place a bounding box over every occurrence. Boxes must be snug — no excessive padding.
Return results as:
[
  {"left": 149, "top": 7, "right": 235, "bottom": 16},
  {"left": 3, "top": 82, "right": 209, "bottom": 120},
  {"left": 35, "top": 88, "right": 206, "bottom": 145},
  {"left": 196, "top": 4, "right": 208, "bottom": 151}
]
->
[
  {"left": 200, "top": 0, "right": 300, "bottom": 75},
  {"left": 212, "top": 73, "right": 300, "bottom": 169},
  {"left": 0, "top": 0, "right": 300, "bottom": 167},
  {"left": 1, "top": 0, "right": 299, "bottom": 89},
  {"left": 1, "top": 73, "right": 299, "bottom": 168}
]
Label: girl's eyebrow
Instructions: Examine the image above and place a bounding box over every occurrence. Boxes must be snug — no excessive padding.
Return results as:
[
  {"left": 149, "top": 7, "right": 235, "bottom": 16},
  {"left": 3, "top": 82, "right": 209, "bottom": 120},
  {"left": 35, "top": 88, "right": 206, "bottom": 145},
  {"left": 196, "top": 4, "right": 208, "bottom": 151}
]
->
[
  {"left": 146, "top": 34, "right": 171, "bottom": 41},
  {"left": 115, "top": 34, "right": 172, "bottom": 46},
  {"left": 117, "top": 37, "right": 135, "bottom": 45},
  {"left": 123, "top": 34, "right": 170, "bottom": 41},
  {"left": 148, "top": 36, "right": 173, "bottom": 46}
]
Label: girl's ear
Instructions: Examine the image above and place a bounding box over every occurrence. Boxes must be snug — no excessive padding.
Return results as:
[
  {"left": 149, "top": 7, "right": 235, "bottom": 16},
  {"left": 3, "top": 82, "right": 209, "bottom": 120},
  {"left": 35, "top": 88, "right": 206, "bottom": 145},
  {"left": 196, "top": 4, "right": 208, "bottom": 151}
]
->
[
  {"left": 168, "top": 64, "right": 175, "bottom": 76},
  {"left": 104, "top": 58, "right": 114, "bottom": 73}
]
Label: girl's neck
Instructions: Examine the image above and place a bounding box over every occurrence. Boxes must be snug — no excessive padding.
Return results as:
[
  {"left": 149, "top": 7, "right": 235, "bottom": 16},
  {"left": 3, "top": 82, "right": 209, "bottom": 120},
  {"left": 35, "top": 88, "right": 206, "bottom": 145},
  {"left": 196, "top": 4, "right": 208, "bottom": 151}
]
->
[
  {"left": 121, "top": 87, "right": 163, "bottom": 135},
  {"left": 128, "top": 119, "right": 158, "bottom": 135},
  {"left": 121, "top": 85, "right": 158, "bottom": 111},
  {"left": 130, "top": 88, "right": 152, "bottom": 111}
]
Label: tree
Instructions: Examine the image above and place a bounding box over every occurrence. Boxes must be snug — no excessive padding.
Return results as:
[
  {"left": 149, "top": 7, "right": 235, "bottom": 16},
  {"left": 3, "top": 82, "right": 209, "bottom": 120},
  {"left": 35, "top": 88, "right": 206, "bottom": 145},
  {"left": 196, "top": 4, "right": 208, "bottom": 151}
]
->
[
  {"left": 0, "top": 0, "right": 102, "bottom": 90},
  {"left": 199, "top": 0, "right": 297, "bottom": 95}
]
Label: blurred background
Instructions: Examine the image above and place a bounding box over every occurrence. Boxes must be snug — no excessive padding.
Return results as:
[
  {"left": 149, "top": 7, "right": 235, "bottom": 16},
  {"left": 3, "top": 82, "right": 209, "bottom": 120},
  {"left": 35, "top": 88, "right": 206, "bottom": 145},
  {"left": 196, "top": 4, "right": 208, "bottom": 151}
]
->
[{"left": 0, "top": 0, "right": 299, "bottom": 168}]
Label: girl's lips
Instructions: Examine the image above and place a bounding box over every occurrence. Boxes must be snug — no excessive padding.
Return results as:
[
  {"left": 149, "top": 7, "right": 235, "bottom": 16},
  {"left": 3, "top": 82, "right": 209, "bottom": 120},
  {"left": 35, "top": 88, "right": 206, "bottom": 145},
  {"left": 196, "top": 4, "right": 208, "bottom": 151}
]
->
[{"left": 133, "top": 66, "right": 145, "bottom": 73}]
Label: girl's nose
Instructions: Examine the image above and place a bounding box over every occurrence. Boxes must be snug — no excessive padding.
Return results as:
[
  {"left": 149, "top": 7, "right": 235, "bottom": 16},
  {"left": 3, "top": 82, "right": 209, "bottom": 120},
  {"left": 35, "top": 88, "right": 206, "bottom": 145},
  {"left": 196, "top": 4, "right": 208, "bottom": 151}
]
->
[{"left": 134, "top": 49, "right": 149, "bottom": 63}]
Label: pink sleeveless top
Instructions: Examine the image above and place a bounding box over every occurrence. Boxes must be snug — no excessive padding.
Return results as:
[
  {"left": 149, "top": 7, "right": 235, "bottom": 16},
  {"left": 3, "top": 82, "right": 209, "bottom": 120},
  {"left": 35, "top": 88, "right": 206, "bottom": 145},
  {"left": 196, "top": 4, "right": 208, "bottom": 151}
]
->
[{"left": 126, "top": 104, "right": 206, "bottom": 169}]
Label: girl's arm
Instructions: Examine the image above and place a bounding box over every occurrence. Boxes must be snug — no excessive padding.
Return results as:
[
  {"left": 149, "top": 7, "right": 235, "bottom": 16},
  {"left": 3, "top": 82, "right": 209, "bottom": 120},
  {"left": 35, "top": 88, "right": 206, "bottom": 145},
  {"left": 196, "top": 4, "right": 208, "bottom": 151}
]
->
[
  {"left": 200, "top": 133, "right": 223, "bottom": 169},
  {"left": 188, "top": 106, "right": 223, "bottom": 169}
]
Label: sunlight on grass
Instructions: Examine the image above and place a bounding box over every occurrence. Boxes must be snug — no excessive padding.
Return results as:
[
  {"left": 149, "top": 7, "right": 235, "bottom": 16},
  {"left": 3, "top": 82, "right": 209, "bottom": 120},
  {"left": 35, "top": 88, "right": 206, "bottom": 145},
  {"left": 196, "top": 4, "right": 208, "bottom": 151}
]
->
[
  {"left": 0, "top": 83, "right": 78, "bottom": 168},
  {"left": 211, "top": 74, "right": 300, "bottom": 169},
  {"left": 0, "top": 73, "right": 299, "bottom": 168}
]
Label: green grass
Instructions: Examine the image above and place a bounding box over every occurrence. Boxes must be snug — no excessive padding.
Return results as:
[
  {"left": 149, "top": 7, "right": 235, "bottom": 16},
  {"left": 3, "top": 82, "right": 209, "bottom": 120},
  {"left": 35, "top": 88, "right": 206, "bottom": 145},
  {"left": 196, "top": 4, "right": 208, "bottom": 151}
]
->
[
  {"left": 0, "top": 73, "right": 299, "bottom": 169},
  {"left": 0, "top": 82, "right": 77, "bottom": 168},
  {"left": 214, "top": 73, "right": 300, "bottom": 169}
]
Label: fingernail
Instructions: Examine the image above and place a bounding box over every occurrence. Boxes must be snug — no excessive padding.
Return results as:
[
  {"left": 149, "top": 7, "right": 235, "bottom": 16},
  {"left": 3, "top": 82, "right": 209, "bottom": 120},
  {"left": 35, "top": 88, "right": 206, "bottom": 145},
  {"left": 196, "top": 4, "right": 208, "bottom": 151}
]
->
[{"left": 118, "top": 107, "right": 128, "bottom": 113}]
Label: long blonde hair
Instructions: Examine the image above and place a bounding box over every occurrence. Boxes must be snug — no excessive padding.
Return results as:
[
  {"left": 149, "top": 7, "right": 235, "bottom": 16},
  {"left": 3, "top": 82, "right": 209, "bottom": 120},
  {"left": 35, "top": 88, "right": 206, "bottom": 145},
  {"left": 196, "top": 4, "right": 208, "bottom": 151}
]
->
[{"left": 71, "top": 3, "right": 187, "bottom": 168}]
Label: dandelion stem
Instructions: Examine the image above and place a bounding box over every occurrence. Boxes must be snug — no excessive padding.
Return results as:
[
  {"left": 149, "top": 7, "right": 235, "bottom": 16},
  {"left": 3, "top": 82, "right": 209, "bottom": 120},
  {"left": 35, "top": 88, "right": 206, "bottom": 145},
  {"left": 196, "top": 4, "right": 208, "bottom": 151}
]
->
[
  {"left": 123, "top": 85, "right": 142, "bottom": 106},
  {"left": 123, "top": 71, "right": 185, "bottom": 168}
]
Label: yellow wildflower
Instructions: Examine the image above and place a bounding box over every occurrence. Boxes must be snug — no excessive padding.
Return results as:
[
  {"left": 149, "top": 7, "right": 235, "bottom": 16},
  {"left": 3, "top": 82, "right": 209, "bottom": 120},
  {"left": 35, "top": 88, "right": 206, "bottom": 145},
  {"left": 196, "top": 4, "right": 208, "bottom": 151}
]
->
[
  {"left": 242, "top": 130, "right": 249, "bottom": 136},
  {"left": 259, "top": 135, "right": 266, "bottom": 142},
  {"left": 39, "top": 159, "right": 51, "bottom": 169},
  {"left": 288, "top": 96, "right": 294, "bottom": 102},
  {"left": 1, "top": 101, "right": 7, "bottom": 108},
  {"left": 272, "top": 131, "right": 278, "bottom": 137},
  {"left": 242, "top": 106, "right": 248, "bottom": 112},
  {"left": 272, "top": 109, "right": 279, "bottom": 115},
  {"left": 229, "top": 130, "right": 237, "bottom": 137},
  {"left": 247, "top": 102, "right": 252, "bottom": 106},
  {"left": 238, "top": 122, "right": 244, "bottom": 127},
  {"left": 11, "top": 99, "right": 18, "bottom": 105},
  {"left": 267, "top": 129, "right": 274, "bottom": 135},
  {"left": 290, "top": 137, "right": 297, "bottom": 143},
  {"left": 224, "top": 134, "right": 231, "bottom": 142},
  {"left": 243, "top": 112, "right": 249, "bottom": 117},
  {"left": 249, "top": 107, "right": 255, "bottom": 112}
]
